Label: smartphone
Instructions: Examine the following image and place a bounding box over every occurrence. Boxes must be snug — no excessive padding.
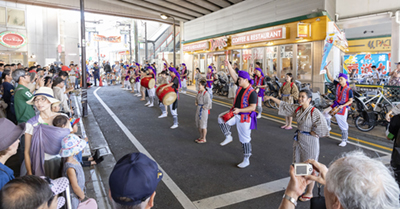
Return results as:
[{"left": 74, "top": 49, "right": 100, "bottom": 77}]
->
[{"left": 293, "top": 163, "right": 313, "bottom": 176}]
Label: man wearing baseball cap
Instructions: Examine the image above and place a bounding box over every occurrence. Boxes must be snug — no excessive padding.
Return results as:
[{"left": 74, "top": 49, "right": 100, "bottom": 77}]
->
[
  {"left": 109, "top": 152, "right": 163, "bottom": 209},
  {"left": 0, "top": 118, "right": 25, "bottom": 189}
]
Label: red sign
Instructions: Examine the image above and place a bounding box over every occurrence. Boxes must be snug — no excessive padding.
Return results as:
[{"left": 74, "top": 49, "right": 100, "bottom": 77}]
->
[
  {"left": 210, "top": 36, "right": 228, "bottom": 51},
  {"left": 231, "top": 27, "right": 286, "bottom": 45},
  {"left": 0, "top": 31, "right": 27, "bottom": 48},
  {"left": 183, "top": 41, "right": 209, "bottom": 52},
  {"left": 94, "top": 35, "right": 121, "bottom": 43}
]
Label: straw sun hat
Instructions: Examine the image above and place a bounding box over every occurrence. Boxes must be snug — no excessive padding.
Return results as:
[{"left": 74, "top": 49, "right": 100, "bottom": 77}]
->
[{"left": 26, "top": 87, "right": 60, "bottom": 105}]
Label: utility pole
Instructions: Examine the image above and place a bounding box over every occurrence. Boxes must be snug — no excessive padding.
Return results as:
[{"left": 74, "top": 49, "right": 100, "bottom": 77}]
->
[
  {"left": 80, "top": 0, "right": 88, "bottom": 117},
  {"left": 145, "top": 22, "right": 148, "bottom": 62},
  {"left": 134, "top": 20, "right": 139, "bottom": 63},
  {"left": 129, "top": 24, "right": 132, "bottom": 64}
]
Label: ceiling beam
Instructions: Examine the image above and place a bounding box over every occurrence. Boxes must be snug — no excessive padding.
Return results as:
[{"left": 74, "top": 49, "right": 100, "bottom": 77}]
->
[
  {"left": 184, "top": 0, "right": 221, "bottom": 12},
  {"left": 165, "top": 0, "right": 212, "bottom": 15},
  {"left": 205, "top": 0, "right": 231, "bottom": 8},
  {"left": 120, "top": 0, "right": 194, "bottom": 21},
  {"left": 227, "top": 0, "right": 243, "bottom": 4},
  {"left": 143, "top": 0, "right": 203, "bottom": 17}
]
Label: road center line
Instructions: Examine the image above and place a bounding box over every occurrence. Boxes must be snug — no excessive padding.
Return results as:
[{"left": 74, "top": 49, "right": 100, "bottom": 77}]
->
[{"left": 93, "top": 88, "right": 197, "bottom": 209}]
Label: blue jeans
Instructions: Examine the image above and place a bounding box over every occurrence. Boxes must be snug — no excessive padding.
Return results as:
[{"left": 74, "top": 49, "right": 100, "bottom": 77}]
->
[
  {"left": 75, "top": 78, "right": 80, "bottom": 88},
  {"left": 93, "top": 74, "right": 100, "bottom": 86}
]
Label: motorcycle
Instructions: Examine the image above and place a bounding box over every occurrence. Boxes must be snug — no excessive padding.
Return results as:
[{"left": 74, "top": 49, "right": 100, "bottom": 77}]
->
[{"left": 212, "top": 72, "right": 229, "bottom": 96}]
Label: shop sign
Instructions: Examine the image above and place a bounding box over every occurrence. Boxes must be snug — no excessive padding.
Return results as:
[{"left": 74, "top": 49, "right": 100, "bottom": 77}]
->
[
  {"left": 94, "top": 35, "right": 121, "bottom": 43},
  {"left": 183, "top": 41, "right": 209, "bottom": 51},
  {"left": 297, "top": 23, "right": 310, "bottom": 38},
  {"left": 210, "top": 36, "right": 228, "bottom": 51},
  {"left": 343, "top": 53, "right": 390, "bottom": 75},
  {"left": 347, "top": 37, "right": 391, "bottom": 53},
  {"left": 231, "top": 27, "right": 286, "bottom": 45},
  {"left": 0, "top": 31, "right": 27, "bottom": 48}
]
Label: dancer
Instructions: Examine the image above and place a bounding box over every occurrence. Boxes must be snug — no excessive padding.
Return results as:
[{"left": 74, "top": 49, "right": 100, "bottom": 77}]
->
[
  {"left": 140, "top": 68, "right": 147, "bottom": 101},
  {"left": 194, "top": 68, "right": 202, "bottom": 91},
  {"left": 253, "top": 68, "right": 267, "bottom": 119},
  {"left": 181, "top": 63, "right": 188, "bottom": 93},
  {"left": 322, "top": 65, "right": 353, "bottom": 147},
  {"left": 206, "top": 66, "right": 214, "bottom": 99},
  {"left": 265, "top": 90, "right": 329, "bottom": 201},
  {"left": 144, "top": 66, "right": 157, "bottom": 107},
  {"left": 134, "top": 63, "right": 141, "bottom": 97},
  {"left": 157, "top": 71, "right": 170, "bottom": 118},
  {"left": 195, "top": 79, "right": 212, "bottom": 143},
  {"left": 278, "top": 73, "right": 299, "bottom": 129},
  {"left": 159, "top": 66, "right": 180, "bottom": 129},
  {"left": 218, "top": 58, "right": 257, "bottom": 168}
]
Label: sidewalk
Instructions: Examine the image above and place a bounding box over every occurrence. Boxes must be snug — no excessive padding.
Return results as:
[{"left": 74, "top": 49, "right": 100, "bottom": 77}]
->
[{"left": 72, "top": 94, "right": 114, "bottom": 209}]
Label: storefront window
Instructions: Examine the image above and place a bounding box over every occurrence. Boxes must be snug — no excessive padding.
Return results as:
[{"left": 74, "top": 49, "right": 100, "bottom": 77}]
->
[
  {"left": 232, "top": 50, "right": 241, "bottom": 71},
  {"left": 7, "top": 8, "right": 25, "bottom": 27},
  {"left": 252, "top": 48, "right": 264, "bottom": 70},
  {"left": 0, "top": 7, "right": 5, "bottom": 25},
  {"left": 280, "top": 45, "right": 294, "bottom": 79},
  {"left": 297, "top": 43, "right": 312, "bottom": 81},
  {"left": 193, "top": 54, "right": 199, "bottom": 73},
  {"left": 266, "top": 46, "right": 278, "bottom": 77},
  {"left": 242, "top": 49, "right": 252, "bottom": 72},
  {"left": 199, "top": 54, "right": 206, "bottom": 73},
  {"left": 217, "top": 55, "right": 226, "bottom": 72}
]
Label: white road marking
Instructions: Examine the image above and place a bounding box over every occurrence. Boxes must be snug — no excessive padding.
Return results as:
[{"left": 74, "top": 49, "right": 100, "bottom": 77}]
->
[
  {"left": 93, "top": 88, "right": 197, "bottom": 209},
  {"left": 193, "top": 177, "right": 289, "bottom": 209}
]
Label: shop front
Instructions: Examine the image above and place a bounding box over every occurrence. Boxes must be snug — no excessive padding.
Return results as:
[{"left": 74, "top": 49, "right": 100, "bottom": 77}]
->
[
  {"left": 183, "top": 14, "right": 333, "bottom": 91},
  {"left": 0, "top": 31, "right": 28, "bottom": 65},
  {"left": 344, "top": 36, "right": 391, "bottom": 82}
]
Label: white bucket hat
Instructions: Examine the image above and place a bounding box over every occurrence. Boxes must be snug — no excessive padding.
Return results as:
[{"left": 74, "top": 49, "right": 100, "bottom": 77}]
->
[{"left": 26, "top": 87, "right": 60, "bottom": 105}]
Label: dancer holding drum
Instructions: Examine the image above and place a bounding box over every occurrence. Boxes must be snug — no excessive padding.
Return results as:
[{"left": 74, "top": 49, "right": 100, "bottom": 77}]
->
[
  {"left": 218, "top": 58, "right": 258, "bottom": 168},
  {"left": 264, "top": 90, "right": 329, "bottom": 201},
  {"left": 144, "top": 66, "right": 157, "bottom": 107},
  {"left": 158, "top": 66, "right": 180, "bottom": 129},
  {"left": 157, "top": 71, "right": 170, "bottom": 118},
  {"left": 322, "top": 65, "right": 353, "bottom": 147},
  {"left": 195, "top": 79, "right": 212, "bottom": 143}
]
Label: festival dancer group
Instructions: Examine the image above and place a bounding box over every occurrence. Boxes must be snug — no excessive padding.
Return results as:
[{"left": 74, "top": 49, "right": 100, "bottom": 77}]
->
[{"left": 121, "top": 55, "right": 350, "bottom": 178}]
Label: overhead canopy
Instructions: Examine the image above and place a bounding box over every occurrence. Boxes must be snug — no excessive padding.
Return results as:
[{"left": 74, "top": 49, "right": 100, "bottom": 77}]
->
[{"left": 5, "top": 0, "right": 244, "bottom": 24}]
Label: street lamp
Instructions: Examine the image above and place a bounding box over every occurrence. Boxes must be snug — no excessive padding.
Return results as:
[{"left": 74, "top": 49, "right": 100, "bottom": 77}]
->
[
  {"left": 116, "top": 21, "right": 132, "bottom": 64},
  {"left": 160, "top": 14, "right": 176, "bottom": 68}
]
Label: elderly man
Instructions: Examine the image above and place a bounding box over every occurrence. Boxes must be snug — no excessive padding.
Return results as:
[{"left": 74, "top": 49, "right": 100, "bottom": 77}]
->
[
  {"left": 109, "top": 153, "right": 163, "bottom": 209},
  {"left": 279, "top": 150, "right": 400, "bottom": 209}
]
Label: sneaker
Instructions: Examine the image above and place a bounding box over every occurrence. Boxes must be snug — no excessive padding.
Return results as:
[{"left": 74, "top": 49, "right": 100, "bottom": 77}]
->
[
  {"left": 148, "top": 103, "right": 154, "bottom": 107},
  {"left": 256, "top": 114, "right": 262, "bottom": 119},
  {"left": 158, "top": 113, "right": 167, "bottom": 118},
  {"left": 220, "top": 135, "right": 233, "bottom": 146},
  {"left": 237, "top": 158, "right": 250, "bottom": 168},
  {"left": 170, "top": 124, "right": 178, "bottom": 129},
  {"left": 338, "top": 141, "right": 347, "bottom": 147},
  {"left": 144, "top": 102, "right": 150, "bottom": 106}
]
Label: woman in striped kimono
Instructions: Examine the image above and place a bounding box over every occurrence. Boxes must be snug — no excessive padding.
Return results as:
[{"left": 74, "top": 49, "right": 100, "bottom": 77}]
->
[
  {"left": 278, "top": 73, "right": 299, "bottom": 130},
  {"left": 265, "top": 90, "right": 329, "bottom": 201}
]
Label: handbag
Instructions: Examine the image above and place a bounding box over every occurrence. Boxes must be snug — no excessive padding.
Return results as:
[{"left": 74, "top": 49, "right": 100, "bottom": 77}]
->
[{"left": 310, "top": 183, "right": 326, "bottom": 209}]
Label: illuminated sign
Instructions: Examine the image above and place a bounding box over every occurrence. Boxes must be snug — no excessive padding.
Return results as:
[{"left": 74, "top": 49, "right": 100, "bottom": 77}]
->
[
  {"left": 0, "top": 31, "right": 27, "bottom": 48},
  {"left": 231, "top": 27, "right": 286, "bottom": 45},
  {"left": 183, "top": 41, "right": 209, "bottom": 51}
]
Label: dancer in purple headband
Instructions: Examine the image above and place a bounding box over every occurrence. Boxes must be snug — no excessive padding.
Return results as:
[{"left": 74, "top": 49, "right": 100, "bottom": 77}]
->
[
  {"left": 253, "top": 67, "right": 267, "bottom": 119},
  {"left": 218, "top": 58, "right": 258, "bottom": 168},
  {"left": 181, "top": 63, "right": 188, "bottom": 93},
  {"left": 322, "top": 64, "right": 353, "bottom": 147}
]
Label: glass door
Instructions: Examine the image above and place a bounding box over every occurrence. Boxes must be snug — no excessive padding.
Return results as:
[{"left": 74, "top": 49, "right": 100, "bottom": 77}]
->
[
  {"left": 279, "top": 45, "right": 294, "bottom": 79},
  {"left": 199, "top": 54, "right": 206, "bottom": 73},
  {"left": 265, "top": 46, "right": 278, "bottom": 77},
  {"left": 252, "top": 48, "right": 264, "bottom": 70},
  {"left": 242, "top": 49, "right": 252, "bottom": 72},
  {"left": 297, "top": 43, "right": 312, "bottom": 81}
]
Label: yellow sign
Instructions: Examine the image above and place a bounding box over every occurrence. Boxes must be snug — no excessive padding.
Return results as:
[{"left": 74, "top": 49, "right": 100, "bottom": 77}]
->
[
  {"left": 347, "top": 37, "right": 391, "bottom": 53},
  {"left": 297, "top": 23, "right": 309, "bottom": 38}
]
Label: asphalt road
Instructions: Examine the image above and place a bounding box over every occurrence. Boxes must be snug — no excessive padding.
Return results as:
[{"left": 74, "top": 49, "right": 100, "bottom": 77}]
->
[{"left": 86, "top": 85, "right": 390, "bottom": 209}]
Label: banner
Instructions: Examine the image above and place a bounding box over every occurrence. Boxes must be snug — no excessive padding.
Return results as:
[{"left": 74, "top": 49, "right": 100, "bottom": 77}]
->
[
  {"left": 93, "top": 34, "right": 121, "bottom": 43},
  {"left": 343, "top": 53, "right": 390, "bottom": 76},
  {"left": 320, "top": 33, "right": 337, "bottom": 74}
]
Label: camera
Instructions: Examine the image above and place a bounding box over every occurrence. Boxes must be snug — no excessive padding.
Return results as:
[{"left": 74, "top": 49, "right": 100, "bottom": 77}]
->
[{"left": 294, "top": 163, "right": 313, "bottom": 176}]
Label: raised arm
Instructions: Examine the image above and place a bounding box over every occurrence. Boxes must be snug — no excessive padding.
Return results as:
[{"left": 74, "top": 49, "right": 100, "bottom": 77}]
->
[
  {"left": 324, "top": 65, "right": 334, "bottom": 82},
  {"left": 224, "top": 59, "right": 238, "bottom": 83},
  {"left": 162, "top": 58, "right": 169, "bottom": 68}
]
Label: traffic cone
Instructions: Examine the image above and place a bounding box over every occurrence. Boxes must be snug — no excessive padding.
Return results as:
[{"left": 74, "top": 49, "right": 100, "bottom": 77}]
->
[{"left": 99, "top": 76, "right": 103, "bottom": 87}]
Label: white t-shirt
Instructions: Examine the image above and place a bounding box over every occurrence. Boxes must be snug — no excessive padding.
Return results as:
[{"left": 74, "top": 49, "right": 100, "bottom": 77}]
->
[{"left": 25, "top": 113, "right": 72, "bottom": 160}]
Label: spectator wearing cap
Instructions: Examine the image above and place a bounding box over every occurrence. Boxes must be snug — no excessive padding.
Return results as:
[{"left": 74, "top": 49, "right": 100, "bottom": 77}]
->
[
  {"left": 0, "top": 118, "right": 25, "bottom": 189},
  {"left": 1, "top": 70, "right": 17, "bottom": 124},
  {"left": 52, "top": 77, "right": 72, "bottom": 115},
  {"left": 23, "top": 87, "right": 72, "bottom": 178},
  {"left": 0, "top": 175, "right": 69, "bottom": 209},
  {"left": 389, "top": 62, "right": 400, "bottom": 86},
  {"left": 109, "top": 153, "right": 163, "bottom": 209},
  {"left": 278, "top": 150, "right": 400, "bottom": 209}
]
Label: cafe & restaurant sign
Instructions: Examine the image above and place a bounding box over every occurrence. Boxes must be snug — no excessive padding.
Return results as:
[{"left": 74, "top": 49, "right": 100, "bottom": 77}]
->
[{"left": 231, "top": 27, "right": 287, "bottom": 45}]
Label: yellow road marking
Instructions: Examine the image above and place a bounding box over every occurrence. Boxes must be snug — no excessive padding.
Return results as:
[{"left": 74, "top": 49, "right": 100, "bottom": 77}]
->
[{"left": 186, "top": 91, "right": 391, "bottom": 152}]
